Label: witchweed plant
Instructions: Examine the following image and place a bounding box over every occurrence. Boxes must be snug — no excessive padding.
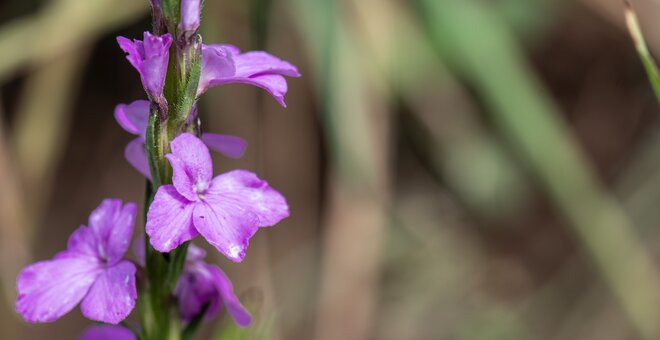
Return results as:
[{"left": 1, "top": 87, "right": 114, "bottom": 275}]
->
[{"left": 14, "top": 0, "right": 300, "bottom": 339}]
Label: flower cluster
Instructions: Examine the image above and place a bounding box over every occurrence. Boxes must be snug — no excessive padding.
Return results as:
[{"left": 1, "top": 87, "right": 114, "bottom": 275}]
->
[{"left": 15, "top": 0, "right": 298, "bottom": 338}]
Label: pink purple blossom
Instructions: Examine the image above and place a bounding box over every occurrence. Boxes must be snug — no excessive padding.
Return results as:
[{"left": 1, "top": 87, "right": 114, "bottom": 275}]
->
[
  {"left": 114, "top": 100, "right": 248, "bottom": 178},
  {"left": 174, "top": 245, "right": 251, "bottom": 326},
  {"left": 81, "top": 325, "right": 136, "bottom": 340},
  {"left": 117, "top": 32, "right": 172, "bottom": 100},
  {"left": 198, "top": 44, "right": 301, "bottom": 107},
  {"left": 146, "top": 133, "right": 289, "bottom": 261},
  {"left": 180, "top": 0, "right": 200, "bottom": 35},
  {"left": 16, "top": 200, "right": 138, "bottom": 324}
]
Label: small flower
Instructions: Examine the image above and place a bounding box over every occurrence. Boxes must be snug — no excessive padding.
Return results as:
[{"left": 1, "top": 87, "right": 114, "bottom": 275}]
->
[
  {"left": 146, "top": 133, "right": 289, "bottom": 261},
  {"left": 16, "top": 199, "right": 138, "bottom": 324},
  {"left": 117, "top": 32, "right": 172, "bottom": 100},
  {"left": 81, "top": 325, "right": 136, "bottom": 340},
  {"left": 174, "top": 245, "right": 251, "bottom": 326},
  {"left": 180, "top": 0, "right": 200, "bottom": 36},
  {"left": 115, "top": 100, "right": 248, "bottom": 179},
  {"left": 198, "top": 44, "right": 301, "bottom": 107}
]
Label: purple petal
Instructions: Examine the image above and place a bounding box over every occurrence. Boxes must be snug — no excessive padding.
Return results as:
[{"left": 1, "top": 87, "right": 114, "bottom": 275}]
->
[
  {"left": 114, "top": 100, "right": 150, "bottom": 138},
  {"left": 175, "top": 262, "right": 250, "bottom": 326},
  {"left": 206, "top": 264, "right": 251, "bottom": 327},
  {"left": 88, "top": 199, "right": 137, "bottom": 264},
  {"left": 175, "top": 263, "right": 214, "bottom": 321},
  {"left": 198, "top": 45, "right": 237, "bottom": 95},
  {"left": 180, "top": 0, "right": 200, "bottom": 33},
  {"left": 201, "top": 133, "right": 247, "bottom": 159},
  {"left": 116, "top": 37, "right": 143, "bottom": 73},
  {"left": 66, "top": 225, "right": 99, "bottom": 259},
  {"left": 192, "top": 170, "right": 288, "bottom": 261},
  {"left": 208, "top": 170, "right": 289, "bottom": 226},
  {"left": 146, "top": 185, "right": 198, "bottom": 253},
  {"left": 133, "top": 236, "right": 145, "bottom": 267},
  {"left": 16, "top": 257, "right": 101, "bottom": 323},
  {"left": 125, "top": 138, "right": 151, "bottom": 179},
  {"left": 192, "top": 199, "right": 258, "bottom": 262},
  {"left": 80, "top": 261, "right": 137, "bottom": 324},
  {"left": 234, "top": 51, "right": 300, "bottom": 78},
  {"left": 80, "top": 325, "right": 136, "bottom": 340},
  {"left": 224, "top": 74, "right": 290, "bottom": 107},
  {"left": 166, "top": 133, "right": 213, "bottom": 201},
  {"left": 117, "top": 33, "right": 172, "bottom": 98},
  {"left": 187, "top": 243, "right": 207, "bottom": 262},
  {"left": 198, "top": 45, "right": 300, "bottom": 107}
]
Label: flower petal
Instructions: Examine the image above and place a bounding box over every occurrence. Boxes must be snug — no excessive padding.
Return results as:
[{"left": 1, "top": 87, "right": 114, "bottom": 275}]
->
[
  {"left": 187, "top": 243, "right": 207, "bottom": 262},
  {"left": 141, "top": 32, "right": 172, "bottom": 96},
  {"left": 221, "top": 74, "right": 290, "bottom": 107},
  {"left": 174, "top": 264, "right": 214, "bottom": 321},
  {"left": 201, "top": 133, "right": 247, "bottom": 159},
  {"left": 175, "top": 262, "right": 250, "bottom": 326},
  {"left": 192, "top": 170, "right": 288, "bottom": 261},
  {"left": 180, "top": 0, "right": 200, "bottom": 33},
  {"left": 206, "top": 264, "right": 252, "bottom": 327},
  {"left": 198, "top": 45, "right": 237, "bottom": 95},
  {"left": 125, "top": 138, "right": 151, "bottom": 179},
  {"left": 65, "top": 225, "right": 98, "bottom": 259},
  {"left": 192, "top": 199, "right": 258, "bottom": 262},
  {"left": 88, "top": 199, "right": 137, "bottom": 264},
  {"left": 80, "top": 261, "right": 137, "bottom": 324},
  {"left": 146, "top": 185, "right": 198, "bottom": 252},
  {"left": 16, "top": 257, "right": 101, "bottom": 323},
  {"left": 114, "top": 100, "right": 150, "bottom": 138},
  {"left": 166, "top": 133, "right": 213, "bottom": 201},
  {"left": 117, "top": 33, "right": 172, "bottom": 98},
  {"left": 116, "top": 37, "right": 144, "bottom": 73},
  {"left": 81, "top": 325, "right": 136, "bottom": 340},
  {"left": 208, "top": 170, "right": 289, "bottom": 226},
  {"left": 199, "top": 45, "right": 299, "bottom": 106},
  {"left": 234, "top": 51, "right": 300, "bottom": 78}
]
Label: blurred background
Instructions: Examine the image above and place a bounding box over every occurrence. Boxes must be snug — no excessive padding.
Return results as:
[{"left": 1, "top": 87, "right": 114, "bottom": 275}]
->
[{"left": 3, "top": 0, "right": 660, "bottom": 339}]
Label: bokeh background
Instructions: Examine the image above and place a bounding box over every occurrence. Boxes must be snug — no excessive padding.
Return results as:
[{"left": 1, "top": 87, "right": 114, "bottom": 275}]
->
[{"left": 2, "top": 0, "right": 660, "bottom": 339}]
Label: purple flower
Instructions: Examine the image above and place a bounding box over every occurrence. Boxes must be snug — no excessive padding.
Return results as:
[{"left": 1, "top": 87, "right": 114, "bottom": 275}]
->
[
  {"left": 117, "top": 32, "right": 172, "bottom": 100},
  {"left": 115, "top": 100, "right": 248, "bottom": 179},
  {"left": 180, "top": 0, "right": 200, "bottom": 35},
  {"left": 174, "top": 245, "right": 251, "bottom": 326},
  {"left": 198, "top": 44, "right": 301, "bottom": 107},
  {"left": 16, "top": 199, "right": 138, "bottom": 324},
  {"left": 81, "top": 325, "right": 136, "bottom": 340},
  {"left": 146, "top": 133, "right": 289, "bottom": 261}
]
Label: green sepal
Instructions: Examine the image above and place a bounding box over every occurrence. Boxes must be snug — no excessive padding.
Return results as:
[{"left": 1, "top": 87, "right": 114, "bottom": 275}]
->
[
  {"left": 161, "top": 0, "right": 181, "bottom": 34},
  {"left": 171, "top": 36, "right": 202, "bottom": 130},
  {"left": 145, "top": 108, "right": 163, "bottom": 188}
]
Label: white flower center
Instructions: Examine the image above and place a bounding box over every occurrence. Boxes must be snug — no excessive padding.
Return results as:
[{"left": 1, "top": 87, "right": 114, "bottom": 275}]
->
[{"left": 193, "top": 180, "right": 208, "bottom": 196}]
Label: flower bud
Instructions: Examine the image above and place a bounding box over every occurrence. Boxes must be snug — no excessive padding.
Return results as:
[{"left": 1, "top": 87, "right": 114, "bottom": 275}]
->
[{"left": 180, "top": 0, "right": 200, "bottom": 36}]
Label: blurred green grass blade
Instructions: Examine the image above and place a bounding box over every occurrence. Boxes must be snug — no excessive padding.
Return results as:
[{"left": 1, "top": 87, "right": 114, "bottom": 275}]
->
[
  {"left": 292, "top": 1, "right": 391, "bottom": 339},
  {"left": 624, "top": 1, "right": 660, "bottom": 104},
  {"left": 249, "top": 0, "right": 273, "bottom": 49},
  {"left": 416, "top": 0, "right": 660, "bottom": 339}
]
